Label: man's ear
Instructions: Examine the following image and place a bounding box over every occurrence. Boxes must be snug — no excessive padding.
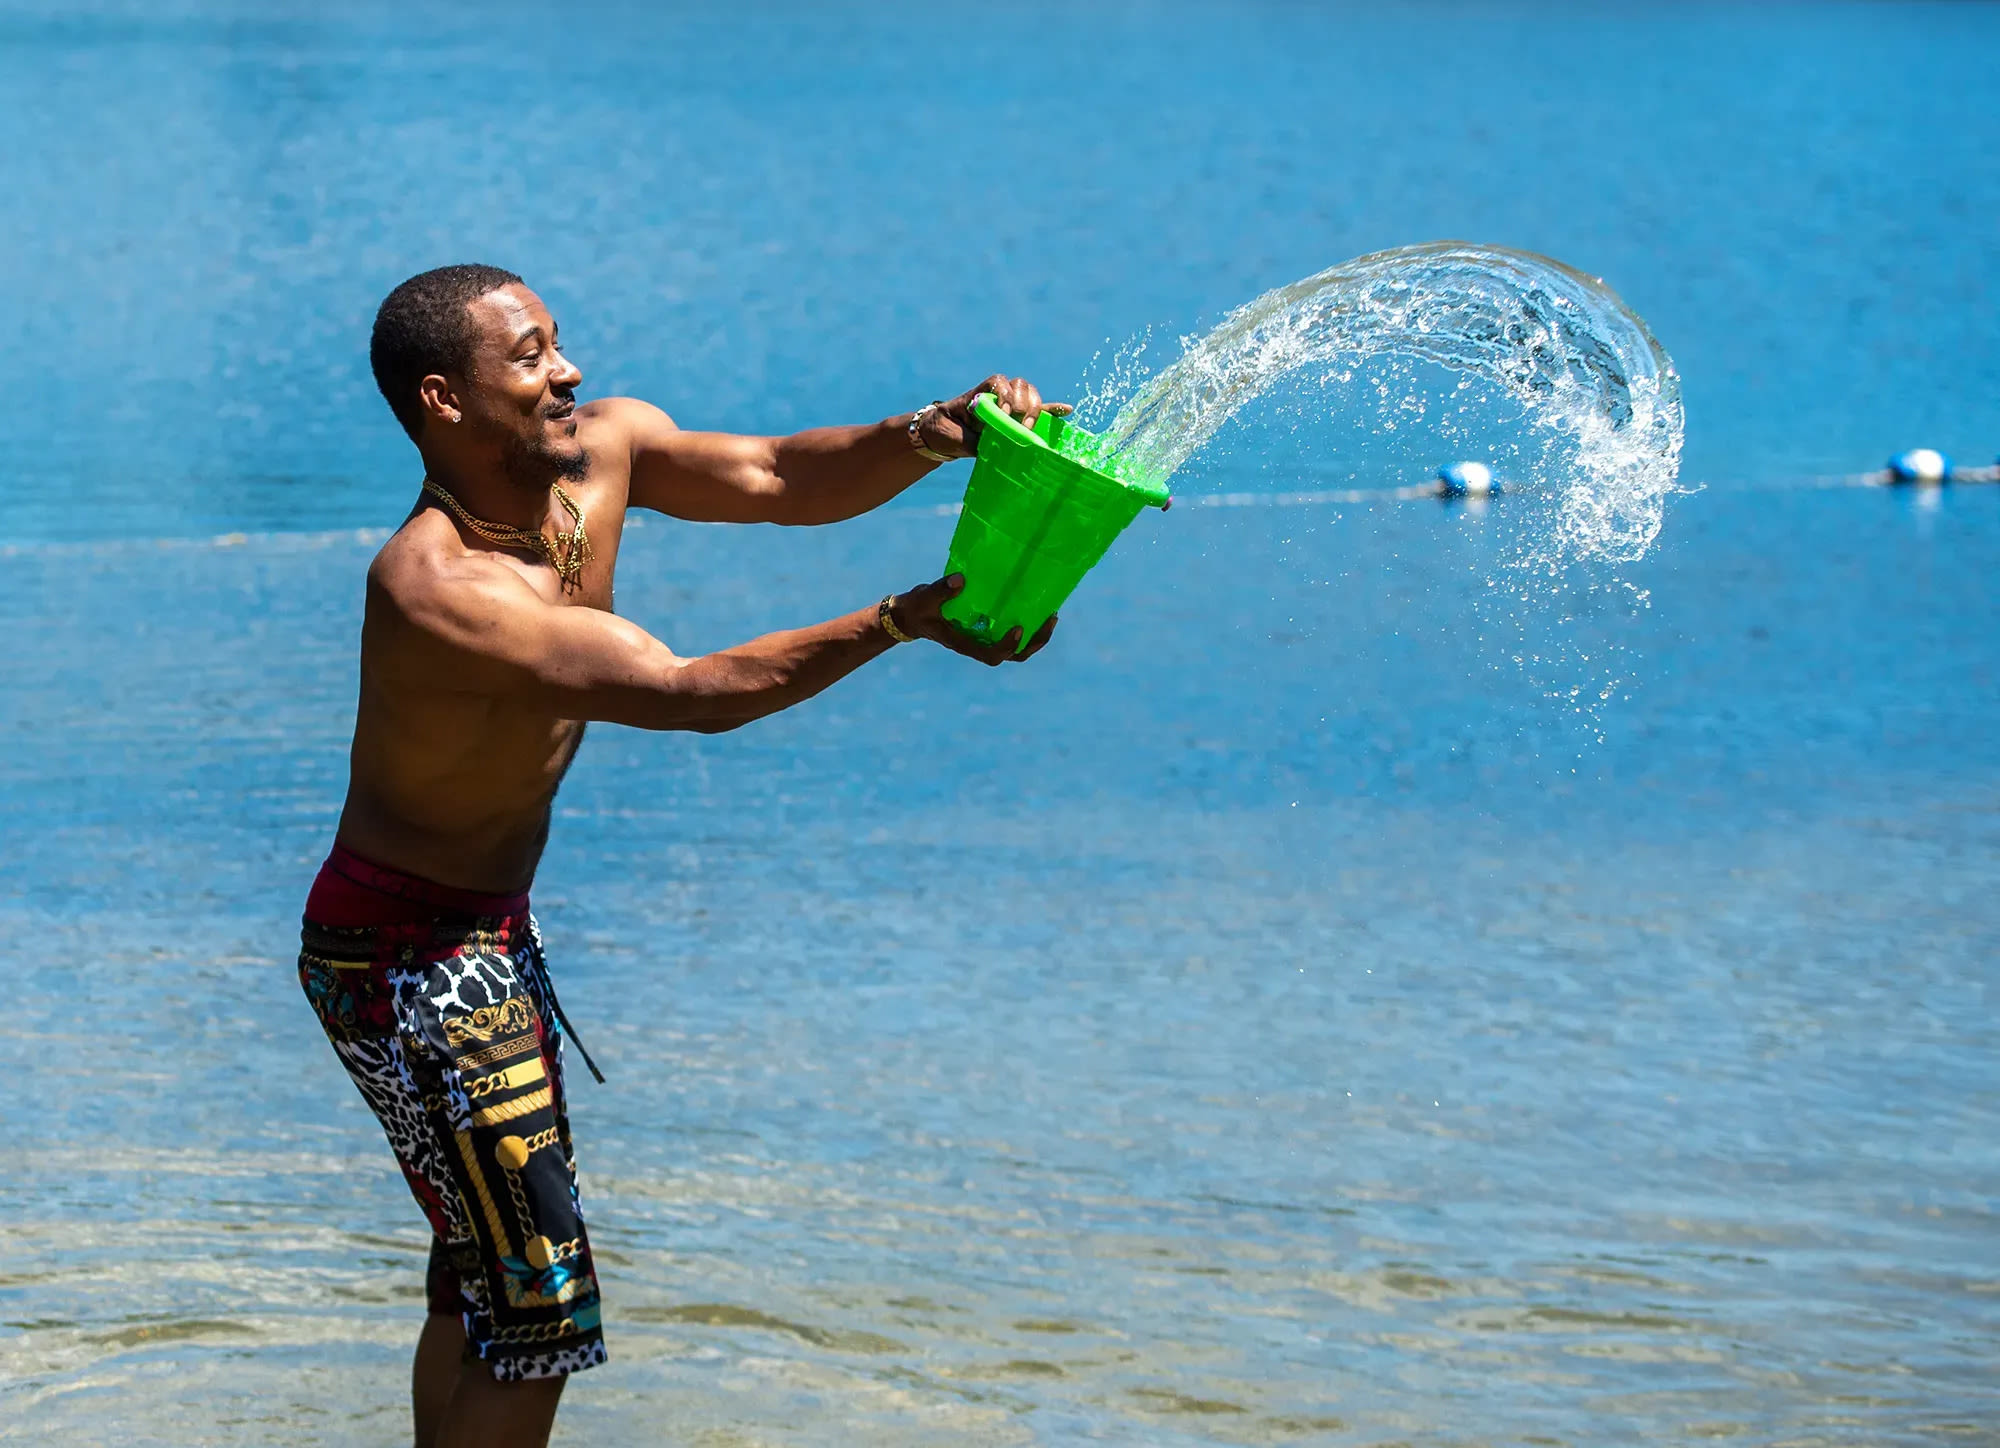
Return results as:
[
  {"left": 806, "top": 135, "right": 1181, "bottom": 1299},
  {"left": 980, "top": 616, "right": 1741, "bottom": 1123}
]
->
[{"left": 418, "top": 374, "right": 462, "bottom": 428}]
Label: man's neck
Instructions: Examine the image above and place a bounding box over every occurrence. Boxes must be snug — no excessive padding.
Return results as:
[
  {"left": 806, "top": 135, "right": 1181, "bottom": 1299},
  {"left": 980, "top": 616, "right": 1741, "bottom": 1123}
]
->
[{"left": 420, "top": 449, "right": 555, "bottom": 534}]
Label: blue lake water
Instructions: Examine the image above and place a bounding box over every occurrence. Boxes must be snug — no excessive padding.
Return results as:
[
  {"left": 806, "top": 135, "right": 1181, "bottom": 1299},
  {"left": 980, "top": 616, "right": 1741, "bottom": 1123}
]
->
[{"left": 4, "top": 2, "right": 1998, "bottom": 1444}]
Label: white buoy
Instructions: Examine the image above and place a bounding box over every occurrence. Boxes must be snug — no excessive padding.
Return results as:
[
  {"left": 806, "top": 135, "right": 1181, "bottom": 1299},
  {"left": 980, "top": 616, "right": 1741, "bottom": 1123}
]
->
[
  {"left": 1437, "top": 461, "right": 1497, "bottom": 497},
  {"left": 1887, "top": 448, "right": 1951, "bottom": 483}
]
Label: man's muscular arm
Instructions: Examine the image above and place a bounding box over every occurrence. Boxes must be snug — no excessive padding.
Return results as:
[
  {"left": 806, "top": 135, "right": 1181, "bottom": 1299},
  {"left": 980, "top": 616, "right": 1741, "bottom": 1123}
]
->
[
  {"left": 613, "top": 375, "right": 1068, "bottom": 525},
  {"left": 378, "top": 555, "right": 1053, "bottom": 735}
]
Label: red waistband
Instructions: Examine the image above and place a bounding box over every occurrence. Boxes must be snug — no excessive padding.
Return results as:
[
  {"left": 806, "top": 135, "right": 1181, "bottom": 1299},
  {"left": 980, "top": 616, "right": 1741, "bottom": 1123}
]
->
[{"left": 305, "top": 842, "right": 531, "bottom": 927}]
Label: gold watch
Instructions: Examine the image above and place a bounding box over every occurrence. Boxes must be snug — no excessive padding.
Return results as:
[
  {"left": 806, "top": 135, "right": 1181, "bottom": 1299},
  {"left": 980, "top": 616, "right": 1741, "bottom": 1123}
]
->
[{"left": 879, "top": 594, "right": 917, "bottom": 644}]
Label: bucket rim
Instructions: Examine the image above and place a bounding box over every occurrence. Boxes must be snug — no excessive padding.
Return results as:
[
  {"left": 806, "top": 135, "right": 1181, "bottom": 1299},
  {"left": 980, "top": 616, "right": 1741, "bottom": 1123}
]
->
[{"left": 970, "top": 393, "right": 1170, "bottom": 508}]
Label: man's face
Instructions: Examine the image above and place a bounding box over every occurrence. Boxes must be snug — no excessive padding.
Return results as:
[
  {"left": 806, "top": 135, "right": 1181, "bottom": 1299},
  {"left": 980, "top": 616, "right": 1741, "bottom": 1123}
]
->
[{"left": 453, "top": 284, "right": 587, "bottom": 485}]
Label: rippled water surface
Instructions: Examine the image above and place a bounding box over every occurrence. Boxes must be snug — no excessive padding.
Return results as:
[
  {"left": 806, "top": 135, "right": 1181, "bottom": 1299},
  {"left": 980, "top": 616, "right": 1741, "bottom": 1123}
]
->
[{"left": 5, "top": 3, "right": 2000, "bottom": 1445}]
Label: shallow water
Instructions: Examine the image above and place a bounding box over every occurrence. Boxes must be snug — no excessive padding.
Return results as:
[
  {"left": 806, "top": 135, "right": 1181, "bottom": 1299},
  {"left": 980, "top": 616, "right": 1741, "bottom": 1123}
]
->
[{"left": 5, "top": 3, "right": 2000, "bottom": 1445}]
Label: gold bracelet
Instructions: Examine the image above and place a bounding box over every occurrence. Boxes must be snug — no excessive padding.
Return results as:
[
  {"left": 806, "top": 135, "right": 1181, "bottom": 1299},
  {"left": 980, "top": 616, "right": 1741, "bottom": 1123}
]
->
[{"left": 878, "top": 594, "right": 917, "bottom": 645}]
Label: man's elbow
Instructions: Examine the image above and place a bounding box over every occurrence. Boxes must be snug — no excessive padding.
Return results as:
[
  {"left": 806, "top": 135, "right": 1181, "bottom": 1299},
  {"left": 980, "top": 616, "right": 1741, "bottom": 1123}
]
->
[
  {"left": 634, "top": 657, "right": 765, "bottom": 734},
  {"left": 734, "top": 460, "right": 813, "bottom": 525},
  {"left": 757, "top": 468, "right": 854, "bottom": 526},
  {"left": 624, "top": 699, "right": 749, "bottom": 734},
  {"left": 761, "top": 485, "right": 830, "bottom": 528}
]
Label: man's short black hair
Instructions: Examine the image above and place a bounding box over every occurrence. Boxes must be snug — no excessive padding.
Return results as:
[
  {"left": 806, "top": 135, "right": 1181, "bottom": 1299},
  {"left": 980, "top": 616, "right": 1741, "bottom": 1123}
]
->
[{"left": 370, "top": 264, "right": 524, "bottom": 440}]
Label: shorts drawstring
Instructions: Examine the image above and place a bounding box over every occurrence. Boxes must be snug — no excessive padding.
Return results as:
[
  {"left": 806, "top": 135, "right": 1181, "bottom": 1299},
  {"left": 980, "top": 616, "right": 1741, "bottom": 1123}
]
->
[{"left": 525, "top": 921, "right": 606, "bottom": 1084}]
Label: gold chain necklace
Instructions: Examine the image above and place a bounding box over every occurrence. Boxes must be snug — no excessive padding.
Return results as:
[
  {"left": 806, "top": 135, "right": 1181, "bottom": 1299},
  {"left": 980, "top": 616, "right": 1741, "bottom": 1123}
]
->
[{"left": 422, "top": 476, "right": 593, "bottom": 592}]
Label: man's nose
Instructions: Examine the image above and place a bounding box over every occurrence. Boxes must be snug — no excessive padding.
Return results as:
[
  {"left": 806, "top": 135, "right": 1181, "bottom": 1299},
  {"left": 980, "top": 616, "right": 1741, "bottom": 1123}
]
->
[{"left": 553, "top": 349, "right": 583, "bottom": 389}]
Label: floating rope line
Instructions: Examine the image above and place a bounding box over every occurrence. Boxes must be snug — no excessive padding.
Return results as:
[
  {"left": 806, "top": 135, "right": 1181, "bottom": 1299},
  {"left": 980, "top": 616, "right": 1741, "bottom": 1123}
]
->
[
  {"left": 6, "top": 452, "right": 1997, "bottom": 559},
  {"left": 1891, "top": 461, "right": 2000, "bottom": 485},
  {"left": 1190, "top": 483, "right": 1454, "bottom": 508},
  {"left": 1156, "top": 454, "right": 2000, "bottom": 511}
]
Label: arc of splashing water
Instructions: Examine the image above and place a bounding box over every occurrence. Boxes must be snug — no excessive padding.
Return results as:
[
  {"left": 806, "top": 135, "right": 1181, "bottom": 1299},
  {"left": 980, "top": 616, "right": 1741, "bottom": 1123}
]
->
[{"left": 1098, "top": 242, "right": 1685, "bottom": 564}]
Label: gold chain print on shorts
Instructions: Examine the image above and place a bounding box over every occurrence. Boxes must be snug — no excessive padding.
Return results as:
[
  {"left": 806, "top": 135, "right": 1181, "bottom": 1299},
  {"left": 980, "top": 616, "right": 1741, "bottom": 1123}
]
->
[
  {"left": 490, "top": 1317, "right": 583, "bottom": 1344},
  {"left": 495, "top": 1133, "right": 541, "bottom": 1247},
  {"left": 466, "top": 1056, "right": 547, "bottom": 1101},
  {"left": 493, "top": 1132, "right": 584, "bottom": 1295}
]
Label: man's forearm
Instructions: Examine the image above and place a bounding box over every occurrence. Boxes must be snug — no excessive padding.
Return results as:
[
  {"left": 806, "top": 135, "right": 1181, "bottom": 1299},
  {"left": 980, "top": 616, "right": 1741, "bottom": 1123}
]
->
[
  {"left": 766, "top": 417, "right": 939, "bottom": 525},
  {"left": 639, "top": 603, "right": 896, "bottom": 731}
]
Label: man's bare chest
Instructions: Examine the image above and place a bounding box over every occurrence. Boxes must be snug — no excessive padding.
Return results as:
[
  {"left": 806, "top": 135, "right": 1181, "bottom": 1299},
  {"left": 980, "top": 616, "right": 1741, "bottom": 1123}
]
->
[{"left": 505, "top": 497, "right": 629, "bottom": 615}]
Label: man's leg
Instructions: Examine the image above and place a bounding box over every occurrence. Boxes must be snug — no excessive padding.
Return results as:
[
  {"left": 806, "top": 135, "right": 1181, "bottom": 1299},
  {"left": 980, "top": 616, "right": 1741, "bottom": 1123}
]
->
[
  {"left": 413, "top": 1312, "right": 465, "bottom": 1448},
  {"left": 416, "top": 930, "right": 604, "bottom": 1442},
  {"left": 299, "top": 913, "right": 598, "bottom": 1447},
  {"left": 436, "top": 1368, "right": 565, "bottom": 1448}
]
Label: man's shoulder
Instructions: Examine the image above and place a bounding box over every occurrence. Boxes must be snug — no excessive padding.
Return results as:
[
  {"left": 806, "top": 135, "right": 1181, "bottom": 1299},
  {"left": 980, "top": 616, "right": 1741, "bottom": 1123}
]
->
[
  {"left": 367, "top": 509, "right": 463, "bottom": 601},
  {"left": 367, "top": 514, "right": 535, "bottom": 636},
  {"left": 578, "top": 395, "right": 678, "bottom": 443}
]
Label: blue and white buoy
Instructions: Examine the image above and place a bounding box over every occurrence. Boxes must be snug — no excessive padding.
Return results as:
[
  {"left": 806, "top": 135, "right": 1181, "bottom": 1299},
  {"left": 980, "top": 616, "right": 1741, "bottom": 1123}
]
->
[
  {"left": 1438, "top": 461, "right": 1499, "bottom": 498},
  {"left": 1887, "top": 448, "right": 1951, "bottom": 484}
]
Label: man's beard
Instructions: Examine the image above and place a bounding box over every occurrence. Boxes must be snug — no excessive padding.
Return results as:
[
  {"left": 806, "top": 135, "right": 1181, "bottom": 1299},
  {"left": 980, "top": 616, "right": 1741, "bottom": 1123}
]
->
[{"left": 499, "top": 431, "right": 591, "bottom": 492}]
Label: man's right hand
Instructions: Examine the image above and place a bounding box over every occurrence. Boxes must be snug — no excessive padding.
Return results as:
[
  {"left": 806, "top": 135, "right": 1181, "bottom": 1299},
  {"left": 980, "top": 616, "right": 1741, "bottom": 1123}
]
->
[{"left": 890, "top": 574, "right": 1058, "bottom": 665}]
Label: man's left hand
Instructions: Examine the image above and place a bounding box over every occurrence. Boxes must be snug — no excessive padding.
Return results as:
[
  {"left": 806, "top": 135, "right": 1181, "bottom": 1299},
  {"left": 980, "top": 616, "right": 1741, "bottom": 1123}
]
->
[{"left": 915, "top": 374, "right": 1072, "bottom": 460}]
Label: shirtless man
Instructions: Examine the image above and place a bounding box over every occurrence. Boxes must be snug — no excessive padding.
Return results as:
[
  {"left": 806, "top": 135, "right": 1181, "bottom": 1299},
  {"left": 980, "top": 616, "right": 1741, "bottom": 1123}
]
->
[{"left": 296, "top": 264, "right": 1062, "bottom": 1448}]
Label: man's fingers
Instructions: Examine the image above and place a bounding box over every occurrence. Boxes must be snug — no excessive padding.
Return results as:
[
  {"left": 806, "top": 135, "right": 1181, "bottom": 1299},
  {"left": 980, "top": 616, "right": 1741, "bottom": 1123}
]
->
[
  {"left": 942, "top": 629, "right": 1008, "bottom": 665},
  {"left": 945, "top": 625, "right": 1019, "bottom": 666},
  {"left": 1017, "top": 381, "right": 1044, "bottom": 429},
  {"left": 906, "top": 573, "right": 963, "bottom": 609},
  {"left": 909, "top": 606, "right": 1055, "bottom": 664},
  {"left": 958, "top": 377, "right": 1066, "bottom": 432},
  {"left": 893, "top": 578, "right": 1059, "bottom": 666},
  {"left": 1014, "top": 613, "right": 1058, "bottom": 660}
]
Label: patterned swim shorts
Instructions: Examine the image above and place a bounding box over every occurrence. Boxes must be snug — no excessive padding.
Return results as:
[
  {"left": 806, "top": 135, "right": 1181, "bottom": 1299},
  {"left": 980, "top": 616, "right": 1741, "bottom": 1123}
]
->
[{"left": 298, "top": 844, "right": 607, "bottom": 1381}]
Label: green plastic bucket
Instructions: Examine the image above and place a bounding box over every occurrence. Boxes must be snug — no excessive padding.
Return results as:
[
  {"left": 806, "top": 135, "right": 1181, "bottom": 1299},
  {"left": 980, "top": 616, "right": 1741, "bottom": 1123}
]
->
[{"left": 940, "top": 393, "right": 1170, "bottom": 653}]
